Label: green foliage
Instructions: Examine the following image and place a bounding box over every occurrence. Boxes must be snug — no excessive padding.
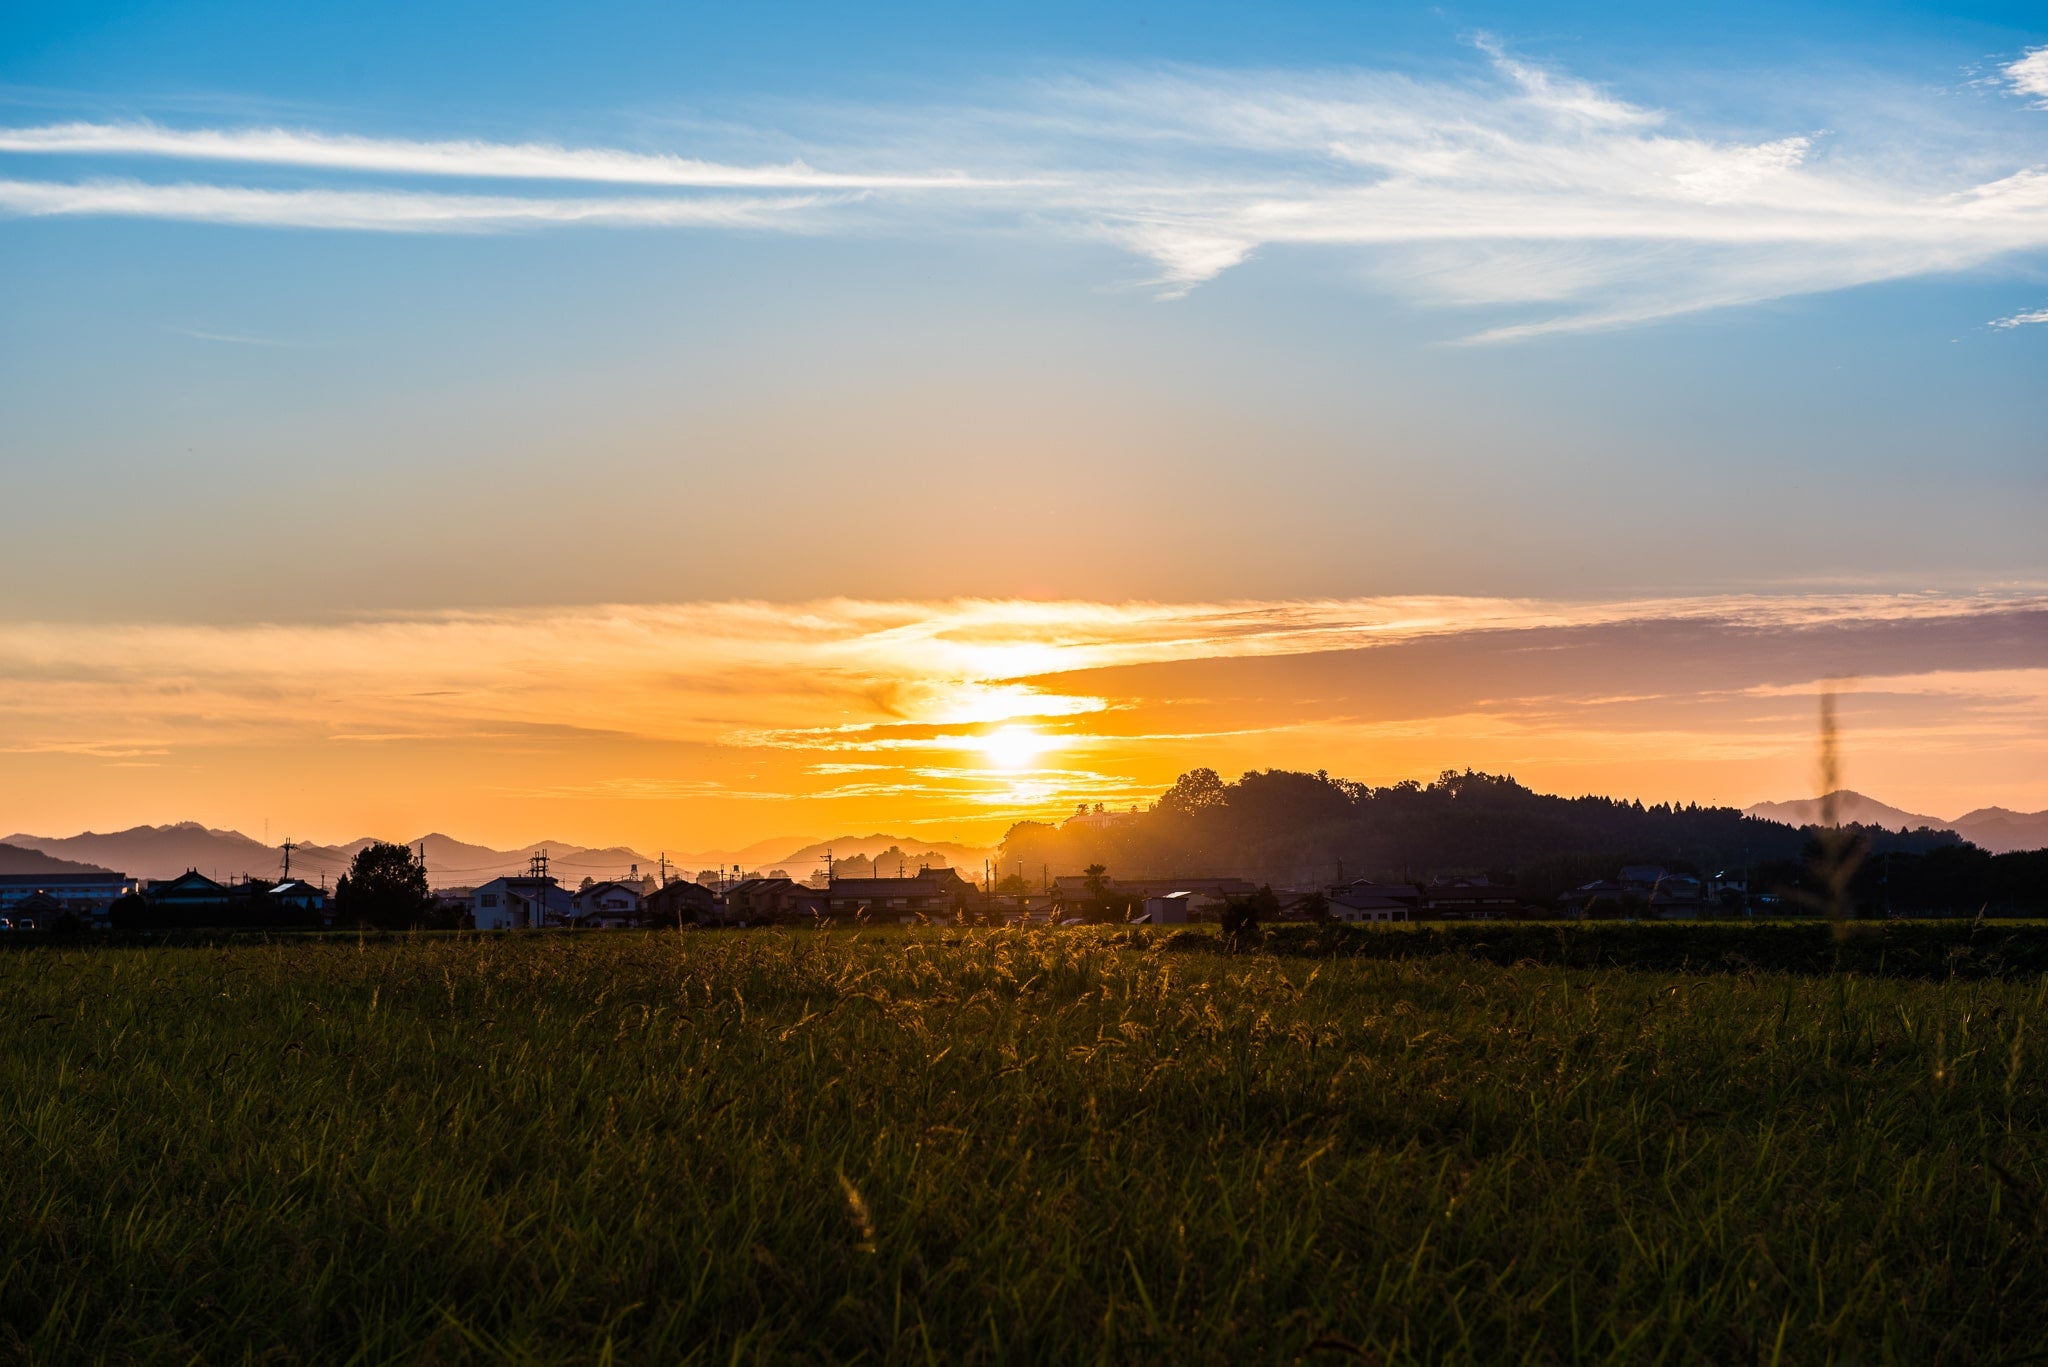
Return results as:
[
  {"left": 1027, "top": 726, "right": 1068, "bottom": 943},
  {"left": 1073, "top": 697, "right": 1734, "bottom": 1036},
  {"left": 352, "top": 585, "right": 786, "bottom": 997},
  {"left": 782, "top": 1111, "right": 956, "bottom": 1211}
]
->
[
  {"left": 2, "top": 931, "right": 2046, "bottom": 1360},
  {"left": 333, "top": 841, "right": 441, "bottom": 929}
]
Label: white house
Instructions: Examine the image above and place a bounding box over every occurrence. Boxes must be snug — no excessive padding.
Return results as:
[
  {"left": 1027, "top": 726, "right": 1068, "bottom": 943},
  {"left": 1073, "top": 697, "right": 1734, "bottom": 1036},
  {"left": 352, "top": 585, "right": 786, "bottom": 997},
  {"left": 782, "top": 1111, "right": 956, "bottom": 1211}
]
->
[
  {"left": 1327, "top": 889, "right": 1411, "bottom": 923},
  {"left": 572, "top": 880, "right": 647, "bottom": 928},
  {"left": 471, "top": 876, "right": 574, "bottom": 930}
]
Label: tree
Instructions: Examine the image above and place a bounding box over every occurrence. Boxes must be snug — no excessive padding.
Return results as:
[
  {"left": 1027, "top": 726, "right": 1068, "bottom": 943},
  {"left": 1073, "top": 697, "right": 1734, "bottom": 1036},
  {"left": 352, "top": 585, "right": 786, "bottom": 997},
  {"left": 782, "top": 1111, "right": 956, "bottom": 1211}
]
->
[
  {"left": 1156, "top": 768, "right": 1228, "bottom": 818},
  {"left": 334, "top": 842, "right": 441, "bottom": 929}
]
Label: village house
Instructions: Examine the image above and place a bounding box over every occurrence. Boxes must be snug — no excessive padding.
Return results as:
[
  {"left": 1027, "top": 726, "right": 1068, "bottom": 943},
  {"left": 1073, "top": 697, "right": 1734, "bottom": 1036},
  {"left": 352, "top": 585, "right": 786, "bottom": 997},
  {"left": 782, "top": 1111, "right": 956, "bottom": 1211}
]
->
[
  {"left": 470, "top": 875, "right": 575, "bottom": 930},
  {"left": 2, "top": 890, "right": 65, "bottom": 929},
  {"left": 1052, "top": 874, "right": 1259, "bottom": 904},
  {"left": 644, "top": 879, "right": 718, "bottom": 925},
  {"left": 570, "top": 879, "right": 646, "bottom": 928},
  {"left": 823, "top": 867, "right": 973, "bottom": 922},
  {"left": 1063, "top": 802, "right": 1141, "bottom": 832},
  {"left": 1325, "top": 890, "right": 1412, "bottom": 923},
  {"left": 142, "top": 869, "right": 233, "bottom": 910},
  {"left": 1557, "top": 866, "right": 1711, "bottom": 919},
  {"left": 722, "top": 877, "right": 823, "bottom": 924},
  {"left": 1327, "top": 880, "right": 1422, "bottom": 921},
  {"left": 268, "top": 879, "right": 330, "bottom": 916},
  {"left": 1419, "top": 877, "right": 1522, "bottom": 919}
]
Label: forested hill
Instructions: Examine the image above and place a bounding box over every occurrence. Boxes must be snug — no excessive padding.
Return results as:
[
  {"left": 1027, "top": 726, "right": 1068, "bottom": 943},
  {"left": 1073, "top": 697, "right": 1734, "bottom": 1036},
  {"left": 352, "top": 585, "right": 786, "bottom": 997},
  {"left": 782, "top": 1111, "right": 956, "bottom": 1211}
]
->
[{"left": 997, "top": 768, "right": 1964, "bottom": 897}]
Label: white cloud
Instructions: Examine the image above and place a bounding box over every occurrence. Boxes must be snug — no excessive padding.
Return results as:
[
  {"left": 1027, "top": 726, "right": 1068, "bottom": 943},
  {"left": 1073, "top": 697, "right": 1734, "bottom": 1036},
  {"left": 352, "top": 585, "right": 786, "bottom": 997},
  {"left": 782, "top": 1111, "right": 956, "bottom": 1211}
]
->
[
  {"left": 0, "top": 177, "right": 831, "bottom": 231},
  {"left": 2, "top": 44, "right": 2047, "bottom": 337},
  {"left": 2008, "top": 46, "right": 2048, "bottom": 105},
  {"left": 0, "top": 120, "right": 998, "bottom": 189},
  {"left": 1990, "top": 304, "right": 2048, "bottom": 328}
]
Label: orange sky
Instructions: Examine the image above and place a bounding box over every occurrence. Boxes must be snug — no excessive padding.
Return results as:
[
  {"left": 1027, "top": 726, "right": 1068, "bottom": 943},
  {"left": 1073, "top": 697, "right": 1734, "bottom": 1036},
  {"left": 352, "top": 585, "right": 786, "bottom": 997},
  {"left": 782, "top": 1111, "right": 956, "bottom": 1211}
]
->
[{"left": 2, "top": 592, "right": 2043, "bottom": 852}]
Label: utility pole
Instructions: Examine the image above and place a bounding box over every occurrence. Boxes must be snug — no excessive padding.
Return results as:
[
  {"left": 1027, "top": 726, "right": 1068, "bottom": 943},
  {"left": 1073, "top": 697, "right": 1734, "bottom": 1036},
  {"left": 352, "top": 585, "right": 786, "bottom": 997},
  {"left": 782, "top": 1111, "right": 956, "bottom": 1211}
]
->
[{"left": 280, "top": 837, "right": 295, "bottom": 881}]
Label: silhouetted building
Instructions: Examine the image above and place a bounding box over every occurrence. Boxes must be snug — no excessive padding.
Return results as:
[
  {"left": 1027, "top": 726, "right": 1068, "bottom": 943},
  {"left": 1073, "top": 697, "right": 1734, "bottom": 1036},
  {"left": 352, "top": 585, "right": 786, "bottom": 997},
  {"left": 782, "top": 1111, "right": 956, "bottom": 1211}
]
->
[
  {"left": 1420, "top": 877, "right": 1520, "bottom": 918},
  {"left": 646, "top": 880, "right": 717, "bottom": 925},
  {"left": 823, "top": 867, "right": 973, "bottom": 921},
  {"left": 0, "top": 872, "right": 139, "bottom": 915},
  {"left": 723, "top": 877, "right": 822, "bottom": 923}
]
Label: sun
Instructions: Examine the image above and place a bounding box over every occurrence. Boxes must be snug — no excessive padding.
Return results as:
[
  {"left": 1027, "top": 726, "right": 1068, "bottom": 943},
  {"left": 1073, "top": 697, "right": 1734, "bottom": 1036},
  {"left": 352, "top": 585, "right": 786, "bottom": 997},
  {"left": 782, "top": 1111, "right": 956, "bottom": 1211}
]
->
[{"left": 975, "top": 724, "right": 1053, "bottom": 771}]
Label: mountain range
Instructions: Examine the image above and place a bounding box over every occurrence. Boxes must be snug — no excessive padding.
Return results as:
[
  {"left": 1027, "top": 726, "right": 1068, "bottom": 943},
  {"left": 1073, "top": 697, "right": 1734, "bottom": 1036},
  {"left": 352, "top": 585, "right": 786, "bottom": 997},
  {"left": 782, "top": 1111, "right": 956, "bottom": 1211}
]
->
[
  {"left": 6, "top": 794, "right": 2037, "bottom": 887},
  {"left": 0, "top": 842, "right": 114, "bottom": 877},
  {"left": 1743, "top": 792, "right": 2048, "bottom": 855},
  {"left": 0, "top": 824, "right": 997, "bottom": 887}
]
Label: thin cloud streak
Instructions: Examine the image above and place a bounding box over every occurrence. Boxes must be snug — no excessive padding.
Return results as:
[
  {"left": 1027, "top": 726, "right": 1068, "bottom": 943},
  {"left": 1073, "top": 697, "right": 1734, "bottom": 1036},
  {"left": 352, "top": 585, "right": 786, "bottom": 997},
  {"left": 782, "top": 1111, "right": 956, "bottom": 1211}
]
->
[
  {"left": 1990, "top": 304, "right": 2048, "bottom": 328},
  {"left": 0, "top": 121, "right": 1010, "bottom": 189},
  {"left": 0, "top": 178, "right": 833, "bottom": 231},
  {"left": 3, "top": 43, "right": 2047, "bottom": 337}
]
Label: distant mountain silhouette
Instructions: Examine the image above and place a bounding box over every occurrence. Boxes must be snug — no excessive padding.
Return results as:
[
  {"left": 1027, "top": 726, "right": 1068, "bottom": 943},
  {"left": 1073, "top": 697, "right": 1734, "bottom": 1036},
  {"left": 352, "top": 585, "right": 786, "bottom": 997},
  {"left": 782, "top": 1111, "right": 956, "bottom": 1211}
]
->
[
  {"left": 1744, "top": 792, "right": 1948, "bottom": 832},
  {"left": 777, "top": 834, "right": 996, "bottom": 877},
  {"left": 1743, "top": 791, "right": 2048, "bottom": 854},
  {"left": 0, "top": 824, "right": 663, "bottom": 886},
  {"left": 0, "top": 841, "right": 114, "bottom": 877},
  {"left": 2, "top": 823, "right": 287, "bottom": 882}
]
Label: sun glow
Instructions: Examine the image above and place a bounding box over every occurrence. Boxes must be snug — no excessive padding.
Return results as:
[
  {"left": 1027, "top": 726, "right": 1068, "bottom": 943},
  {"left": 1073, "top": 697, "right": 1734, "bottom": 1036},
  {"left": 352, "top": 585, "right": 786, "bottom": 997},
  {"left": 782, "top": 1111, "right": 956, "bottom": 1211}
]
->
[{"left": 975, "top": 724, "right": 1056, "bottom": 771}]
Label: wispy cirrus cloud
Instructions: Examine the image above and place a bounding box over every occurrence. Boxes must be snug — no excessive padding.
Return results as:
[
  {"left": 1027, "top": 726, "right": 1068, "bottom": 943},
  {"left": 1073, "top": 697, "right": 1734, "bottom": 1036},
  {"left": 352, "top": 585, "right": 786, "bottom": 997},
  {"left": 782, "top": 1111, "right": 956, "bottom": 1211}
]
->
[
  {"left": 0, "top": 177, "right": 833, "bottom": 231},
  {"left": 2, "top": 41, "right": 2046, "bottom": 338},
  {"left": 0, "top": 120, "right": 1004, "bottom": 188}
]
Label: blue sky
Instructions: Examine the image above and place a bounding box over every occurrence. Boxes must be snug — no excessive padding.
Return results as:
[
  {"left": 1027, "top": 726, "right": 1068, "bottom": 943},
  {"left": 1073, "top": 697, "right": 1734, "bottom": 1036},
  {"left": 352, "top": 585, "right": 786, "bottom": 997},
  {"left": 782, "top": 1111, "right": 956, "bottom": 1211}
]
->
[
  {"left": 4, "top": 2, "right": 2045, "bottom": 621},
  {"left": 1, "top": 3, "right": 2046, "bottom": 843}
]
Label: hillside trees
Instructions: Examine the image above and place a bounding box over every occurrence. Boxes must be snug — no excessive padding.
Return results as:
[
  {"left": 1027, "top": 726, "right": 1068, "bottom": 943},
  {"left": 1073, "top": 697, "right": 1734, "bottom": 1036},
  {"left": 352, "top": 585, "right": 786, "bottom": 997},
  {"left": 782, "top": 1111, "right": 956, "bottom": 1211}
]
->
[{"left": 1000, "top": 767, "right": 1866, "bottom": 887}]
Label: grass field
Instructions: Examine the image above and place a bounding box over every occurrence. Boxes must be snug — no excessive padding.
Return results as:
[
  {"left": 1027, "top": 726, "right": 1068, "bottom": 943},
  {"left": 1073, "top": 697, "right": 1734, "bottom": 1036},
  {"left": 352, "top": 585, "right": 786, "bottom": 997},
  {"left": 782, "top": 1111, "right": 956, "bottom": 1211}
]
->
[{"left": 3, "top": 928, "right": 2045, "bottom": 1362}]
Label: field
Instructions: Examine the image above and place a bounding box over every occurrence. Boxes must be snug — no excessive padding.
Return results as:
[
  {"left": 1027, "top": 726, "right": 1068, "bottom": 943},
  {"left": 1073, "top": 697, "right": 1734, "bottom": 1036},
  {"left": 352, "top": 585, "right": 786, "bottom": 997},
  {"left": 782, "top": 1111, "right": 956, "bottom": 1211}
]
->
[{"left": 3, "top": 927, "right": 2045, "bottom": 1362}]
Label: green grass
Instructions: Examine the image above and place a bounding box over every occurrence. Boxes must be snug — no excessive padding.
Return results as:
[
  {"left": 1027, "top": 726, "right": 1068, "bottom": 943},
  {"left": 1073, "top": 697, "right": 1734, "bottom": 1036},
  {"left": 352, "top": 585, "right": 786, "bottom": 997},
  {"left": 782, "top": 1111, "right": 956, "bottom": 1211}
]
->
[{"left": 3, "top": 928, "right": 2044, "bottom": 1363}]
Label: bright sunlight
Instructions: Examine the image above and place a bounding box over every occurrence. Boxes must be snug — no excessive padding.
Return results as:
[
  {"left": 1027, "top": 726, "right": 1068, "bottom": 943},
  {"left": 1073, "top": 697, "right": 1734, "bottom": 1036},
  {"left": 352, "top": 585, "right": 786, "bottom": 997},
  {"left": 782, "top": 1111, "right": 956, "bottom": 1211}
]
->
[{"left": 975, "top": 724, "right": 1055, "bottom": 771}]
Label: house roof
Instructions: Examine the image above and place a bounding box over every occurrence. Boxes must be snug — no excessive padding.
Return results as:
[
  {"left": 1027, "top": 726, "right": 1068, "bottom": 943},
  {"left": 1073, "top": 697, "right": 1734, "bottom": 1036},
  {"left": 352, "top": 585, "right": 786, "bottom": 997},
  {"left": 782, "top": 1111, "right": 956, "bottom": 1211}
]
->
[
  {"left": 0, "top": 873, "right": 133, "bottom": 888},
  {"left": 1330, "top": 889, "right": 1409, "bottom": 912},
  {"left": 826, "top": 873, "right": 966, "bottom": 898},
  {"left": 149, "top": 870, "right": 227, "bottom": 894}
]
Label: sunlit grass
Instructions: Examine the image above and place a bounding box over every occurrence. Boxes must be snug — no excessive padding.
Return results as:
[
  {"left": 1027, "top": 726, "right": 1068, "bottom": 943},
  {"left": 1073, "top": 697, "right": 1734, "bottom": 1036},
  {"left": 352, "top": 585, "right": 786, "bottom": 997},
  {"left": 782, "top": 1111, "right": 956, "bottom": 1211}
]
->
[{"left": 2, "top": 929, "right": 2043, "bottom": 1361}]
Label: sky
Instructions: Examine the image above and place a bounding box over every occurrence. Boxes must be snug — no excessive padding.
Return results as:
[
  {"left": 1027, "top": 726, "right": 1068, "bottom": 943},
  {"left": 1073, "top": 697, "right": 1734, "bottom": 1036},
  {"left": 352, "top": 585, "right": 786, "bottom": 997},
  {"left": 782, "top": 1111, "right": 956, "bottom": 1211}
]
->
[{"left": 1, "top": 2, "right": 2044, "bottom": 853}]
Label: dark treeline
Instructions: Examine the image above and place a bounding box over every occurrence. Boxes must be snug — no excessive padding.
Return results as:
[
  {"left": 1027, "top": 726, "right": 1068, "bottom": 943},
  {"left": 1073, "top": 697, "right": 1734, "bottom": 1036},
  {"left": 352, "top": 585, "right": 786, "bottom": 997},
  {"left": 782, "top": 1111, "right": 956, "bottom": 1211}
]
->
[{"left": 999, "top": 768, "right": 2035, "bottom": 909}]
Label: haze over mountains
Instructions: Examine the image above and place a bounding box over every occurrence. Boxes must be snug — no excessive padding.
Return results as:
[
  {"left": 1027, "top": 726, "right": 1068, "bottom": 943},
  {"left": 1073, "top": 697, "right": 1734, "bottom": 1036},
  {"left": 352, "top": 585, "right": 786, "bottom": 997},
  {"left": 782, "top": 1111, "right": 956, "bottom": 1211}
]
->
[
  {"left": 0, "top": 824, "right": 997, "bottom": 886},
  {"left": 0, "top": 842, "right": 110, "bottom": 877},
  {"left": 1743, "top": 792, "right": 2048, "bottom": 855},
  {"left": 4, "top": 793, "right": 2040, "bottom": 887}
]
